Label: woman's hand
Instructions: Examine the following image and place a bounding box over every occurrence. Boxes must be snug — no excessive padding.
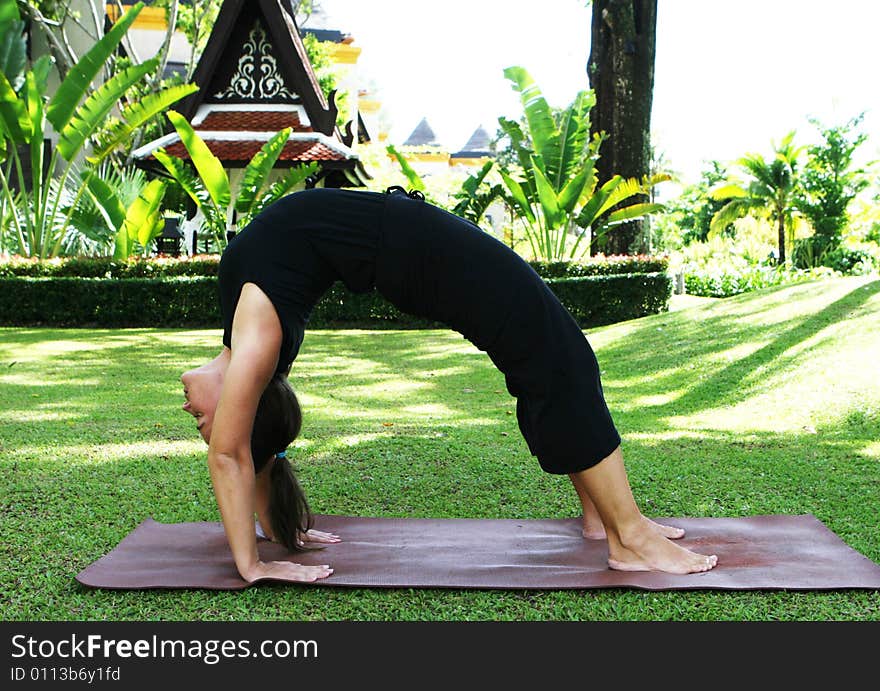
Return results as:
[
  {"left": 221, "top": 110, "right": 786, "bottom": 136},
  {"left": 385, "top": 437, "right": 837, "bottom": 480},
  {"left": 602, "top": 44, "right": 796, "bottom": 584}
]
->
[
  {"left": 244, "top": 560, "right": 333, "bottom": 584},
  {"left": 298, "top": 529, "right": 341, "bottom": 546}
]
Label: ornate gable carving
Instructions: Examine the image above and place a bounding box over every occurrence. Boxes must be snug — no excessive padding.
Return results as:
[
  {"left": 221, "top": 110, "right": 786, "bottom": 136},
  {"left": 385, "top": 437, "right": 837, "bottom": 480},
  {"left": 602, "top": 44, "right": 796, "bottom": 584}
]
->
[{"left": 214, "top": 20, "right": 297, "bottom": 101}]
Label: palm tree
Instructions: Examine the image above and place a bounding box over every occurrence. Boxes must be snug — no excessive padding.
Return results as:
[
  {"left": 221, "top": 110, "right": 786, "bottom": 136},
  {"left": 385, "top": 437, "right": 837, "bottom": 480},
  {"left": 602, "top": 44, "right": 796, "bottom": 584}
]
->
[{"left": 710, "top": 132, "right": 804, "bottom": 265}]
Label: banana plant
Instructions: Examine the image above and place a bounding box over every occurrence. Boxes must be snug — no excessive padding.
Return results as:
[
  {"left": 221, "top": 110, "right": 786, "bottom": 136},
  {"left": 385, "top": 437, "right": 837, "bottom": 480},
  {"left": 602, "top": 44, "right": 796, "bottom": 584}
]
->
[
  {"left": 153, "top": 110, "right": 318, "bottom": 248},
  {"left": 498, "top": 66, "right": 666, "bottom": 260},
  {"left": 450, "top": 159, "right": 504, "bottom": 227},
  {"left": 82, "top": 166, "right": 167, "bottom": 259},
  {"left": 0, "top": 1, "right": 197, "bottom": 257}
]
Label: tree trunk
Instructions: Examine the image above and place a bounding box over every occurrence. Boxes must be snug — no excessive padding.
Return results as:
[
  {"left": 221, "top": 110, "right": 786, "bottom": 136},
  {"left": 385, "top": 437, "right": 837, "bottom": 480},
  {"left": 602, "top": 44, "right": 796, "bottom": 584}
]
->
[
  {"left": 777, "top": 215, "right": 786, "bottom": 265},
  {"left": 587, "top": 0, "right": 657, "bottom": 255}
]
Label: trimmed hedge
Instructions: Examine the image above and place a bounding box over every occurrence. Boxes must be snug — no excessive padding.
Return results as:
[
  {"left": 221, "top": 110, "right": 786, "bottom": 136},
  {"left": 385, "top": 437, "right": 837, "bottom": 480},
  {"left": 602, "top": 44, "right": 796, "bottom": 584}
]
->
[
  {"left": 0, "top": 272, "right": 672, "bottom": 329},
  {"left": 0, "top": 254, "right": 668, "bottom": 279},
  {"left": 0, "top": 277, "right": 222, "bottom": 328},
  {"left": 546, "top": 272, "right": 672, "bottom": 326}
]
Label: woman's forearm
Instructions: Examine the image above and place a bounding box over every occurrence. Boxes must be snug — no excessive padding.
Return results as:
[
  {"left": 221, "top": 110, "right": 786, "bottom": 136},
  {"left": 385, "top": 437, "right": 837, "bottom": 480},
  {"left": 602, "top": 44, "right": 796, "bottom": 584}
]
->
[
  {"left": 208, "top": 451, "right": 260, "bottom": 579},
  {"left": 254, "top": 462, "right": 276, "bottom": 541}
]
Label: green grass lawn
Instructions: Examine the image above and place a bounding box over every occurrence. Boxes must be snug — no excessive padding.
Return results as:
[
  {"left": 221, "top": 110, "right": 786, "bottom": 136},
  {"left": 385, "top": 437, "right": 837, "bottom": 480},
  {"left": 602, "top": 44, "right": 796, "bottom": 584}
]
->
[{"left": 1, "top": 275, "right": 878, "bottom": 621}]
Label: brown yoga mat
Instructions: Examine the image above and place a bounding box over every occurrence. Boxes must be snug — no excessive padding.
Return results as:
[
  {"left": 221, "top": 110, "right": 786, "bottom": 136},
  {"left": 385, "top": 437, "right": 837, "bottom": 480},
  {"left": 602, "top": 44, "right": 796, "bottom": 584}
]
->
[{"left": 75, "top": 514, "right": 880, "bottom": 591}]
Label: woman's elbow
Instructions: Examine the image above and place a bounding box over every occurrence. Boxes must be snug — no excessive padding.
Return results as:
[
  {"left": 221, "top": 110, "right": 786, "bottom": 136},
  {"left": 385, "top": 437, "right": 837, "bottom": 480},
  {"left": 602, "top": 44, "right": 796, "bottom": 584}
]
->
[{"left": 207, "top": 449, "right": 251, "bottom": 476}]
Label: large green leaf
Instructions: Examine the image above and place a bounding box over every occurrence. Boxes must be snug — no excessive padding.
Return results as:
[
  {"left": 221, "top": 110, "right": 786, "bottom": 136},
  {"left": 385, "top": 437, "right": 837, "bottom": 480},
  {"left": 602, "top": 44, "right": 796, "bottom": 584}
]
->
[
  {"left": 57, "top": 59, "right": 156, "bottom": 162},
  {"left": 576, "top": 175, "right": 621, "bottom": 228},
  {"left": 84, "top": 173, "right": 126, "bottom": 232},
  {"left": 0, "top": 0, "right": 18, "bottom": 24},
  {"left": 236, "top": 128, "right": 292, "bottom": 216},
  {"left": 557, "top": 166, "right": 592, "bottom": 214},
  {"left": 25, "top": 72, "right": 44, "bottom": 192},
  {"left": 497, "top": 115, "right": 536, "bottom": 193},
  {"left": 246, "top": 162, "right": 318, "bottom": 222},
  {"left": 568, "top": 175, "right": 636, "bottom": 259},
  {"left": 386, "top": 143, "right": 425, "bottom": 191},
  {"left": 153, "top": 147, "right": 226, "bottom": 237},
  {"left": 606, "top": 202, "right": 665, "bottom": 224},
  {"left": 552, "top": 89, "right": 593, "bottom": 190},
  {"left": 504, "top": 66, "right": 558, "bottom": 174},
  {"left": 88, "top": 82, "right": 198, "bottom": 162},
  {"left": 0, "top": 19, "right": 27, "bottom": 92},
  {"left": 709, "top": 182, "right": 748, "bottom": 201},
  {"left": 0, "top": 68, "right": 30, "bottom": 143},
  {"left": 121, "top": 178, "right": 166, "bottom": 250},
  {"left": 166, "top": 110, "right": 230, "bottom": 210},
  {"left": 153, "top": 148, "right": 208, "bottom": 208},
  {"left": 46, "top": 2, "right": 144, "bottom": 132},
  {"left": 500, "top": 171, "right": 536, "bottom": 225},
  {"left": 461, "top": 160, "right": 494, "bottom": 196},
  {"left": 31, "top": 55, "right": 53, "bottom": 95},
  {"left": 600, "top": 176, "right": 646, "bottom": 215},
  {"left": 113, "top": 225, "right": 131, "bottom": 260},
  {"left": 532, "top": 159, "right": 562, "bottom": 229},
  {"left": 496, "top": 115, "right": 531, "bottom": 165}
]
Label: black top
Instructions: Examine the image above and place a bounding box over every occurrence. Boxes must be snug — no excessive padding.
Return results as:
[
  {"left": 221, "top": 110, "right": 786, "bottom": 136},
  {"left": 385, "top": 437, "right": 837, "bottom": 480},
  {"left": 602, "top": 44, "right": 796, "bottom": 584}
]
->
[{"left": 218, "top": 188, "right": 384, "bottom": 372}]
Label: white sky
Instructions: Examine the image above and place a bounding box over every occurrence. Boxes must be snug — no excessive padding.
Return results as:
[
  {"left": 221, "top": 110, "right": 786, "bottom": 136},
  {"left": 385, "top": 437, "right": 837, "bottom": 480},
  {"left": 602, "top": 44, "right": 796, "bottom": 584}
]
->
[{"left": 314, "top": 0, "right": 880, "bottom": 185}]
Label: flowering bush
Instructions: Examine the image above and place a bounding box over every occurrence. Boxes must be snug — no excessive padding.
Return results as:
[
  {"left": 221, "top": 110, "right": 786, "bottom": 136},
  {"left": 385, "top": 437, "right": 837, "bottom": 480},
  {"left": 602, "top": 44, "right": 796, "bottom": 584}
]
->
[{"left": 683, "top": 264, "right": 839, "bottom": 298}]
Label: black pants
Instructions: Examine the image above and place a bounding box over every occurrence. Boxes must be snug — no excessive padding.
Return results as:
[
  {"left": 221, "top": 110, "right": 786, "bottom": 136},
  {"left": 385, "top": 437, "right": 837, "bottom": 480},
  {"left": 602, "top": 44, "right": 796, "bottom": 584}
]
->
[{"left": 374, "top": 188, "right": 621, "bottom": 473}]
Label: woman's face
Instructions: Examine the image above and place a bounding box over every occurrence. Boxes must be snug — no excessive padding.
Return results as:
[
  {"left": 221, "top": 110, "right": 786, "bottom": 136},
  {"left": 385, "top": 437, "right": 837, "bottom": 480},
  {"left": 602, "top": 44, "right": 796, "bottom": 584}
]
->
[{"left": 180, "top": 352, "right": 227, "bottom": 444}]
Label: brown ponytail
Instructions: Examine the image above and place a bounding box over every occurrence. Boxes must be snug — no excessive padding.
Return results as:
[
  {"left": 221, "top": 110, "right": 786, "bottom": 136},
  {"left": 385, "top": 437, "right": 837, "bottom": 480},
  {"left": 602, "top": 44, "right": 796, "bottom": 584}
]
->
[
  {"left": 250, "top": 375, "right": 312, "bottom": 551},
  {"left": 269, "top": 453, "right": 312, "bottom": 550}
]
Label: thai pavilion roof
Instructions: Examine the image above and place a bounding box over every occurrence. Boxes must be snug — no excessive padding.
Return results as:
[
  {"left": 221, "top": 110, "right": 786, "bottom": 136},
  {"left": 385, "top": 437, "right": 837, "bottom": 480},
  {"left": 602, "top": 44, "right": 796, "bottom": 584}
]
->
[
  {"left": 402, "top": 117, "right": 441, "bottom": 147},
  {"left": 451, "top": 125, "right": 493, "bottom": 159},
  {"left": 131, "top": 0, "right": 364, "bottom": 183}
]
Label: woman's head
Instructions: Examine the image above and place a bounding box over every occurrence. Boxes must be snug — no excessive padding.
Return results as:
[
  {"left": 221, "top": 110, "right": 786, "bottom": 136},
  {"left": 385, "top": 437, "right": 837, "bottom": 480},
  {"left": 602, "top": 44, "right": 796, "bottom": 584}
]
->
[
  {"left": 181, "top": 355, "right": 311, "bottom": 551},
  {"left": 251, "top": 375, "right": 312, "bottom": 551},
  {"left": 180, "top": 350, "right": 228, "bottom": 444}
]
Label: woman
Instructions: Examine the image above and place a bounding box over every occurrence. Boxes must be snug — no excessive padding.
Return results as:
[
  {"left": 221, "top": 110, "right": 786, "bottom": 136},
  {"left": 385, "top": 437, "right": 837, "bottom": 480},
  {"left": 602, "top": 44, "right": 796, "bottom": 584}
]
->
[{"left": 180, "top": 186, "right": 717, "bottom": 583}]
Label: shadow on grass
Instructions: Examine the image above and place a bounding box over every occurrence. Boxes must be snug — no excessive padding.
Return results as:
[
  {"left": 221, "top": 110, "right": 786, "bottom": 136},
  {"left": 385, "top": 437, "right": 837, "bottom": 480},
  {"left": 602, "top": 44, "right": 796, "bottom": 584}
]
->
[
  {"left": 591, "top": 278, "right": 879, "bottom": 423},
  {"left": 666, "top": 279, "right": 879, "bottom": 412}
]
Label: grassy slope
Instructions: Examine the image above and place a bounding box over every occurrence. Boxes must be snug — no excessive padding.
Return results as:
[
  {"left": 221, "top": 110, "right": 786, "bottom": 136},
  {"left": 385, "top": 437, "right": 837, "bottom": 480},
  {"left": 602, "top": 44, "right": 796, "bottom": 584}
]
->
[{"left": 0, "top": 276, "right": 878, "bottom": 621}]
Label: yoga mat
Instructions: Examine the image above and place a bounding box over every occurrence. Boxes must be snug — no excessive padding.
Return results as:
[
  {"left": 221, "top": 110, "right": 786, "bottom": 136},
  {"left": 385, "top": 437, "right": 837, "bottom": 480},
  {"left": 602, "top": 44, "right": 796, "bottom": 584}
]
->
[{"left": 75, "top": 514, "right": 880, "bottom": 591}]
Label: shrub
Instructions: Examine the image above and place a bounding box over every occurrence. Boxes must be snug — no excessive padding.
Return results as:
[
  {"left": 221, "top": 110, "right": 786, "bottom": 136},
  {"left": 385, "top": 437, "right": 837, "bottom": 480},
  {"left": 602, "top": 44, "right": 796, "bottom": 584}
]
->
[
  {"left": 0, "top": 277, "right": 221, "bottom": 327},
  {"left": 0, "top": 272, "right": 672, "bottom": 329},
  {"left": 546, "top": 272, "right": 672, "bottom": 326},
  {"left": 683, "top": 265, "right": 838, "bottom": 298},
  {"left": 822, "top": 245, "right": 877, "bottom": 275}
]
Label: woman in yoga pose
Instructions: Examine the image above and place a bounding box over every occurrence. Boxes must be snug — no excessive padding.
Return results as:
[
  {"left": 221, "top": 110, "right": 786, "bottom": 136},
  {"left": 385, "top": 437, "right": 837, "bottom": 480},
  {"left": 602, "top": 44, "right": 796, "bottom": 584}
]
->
[{"left": 180, "top": 186, "right": 718, "bottom": 583}]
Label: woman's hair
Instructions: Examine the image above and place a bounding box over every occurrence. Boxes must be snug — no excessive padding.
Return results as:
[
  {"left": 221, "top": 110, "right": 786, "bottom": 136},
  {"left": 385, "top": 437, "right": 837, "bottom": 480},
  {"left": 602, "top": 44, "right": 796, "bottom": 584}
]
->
[{"left": 251, "top": 374, "right": 312, "bottom": 551}]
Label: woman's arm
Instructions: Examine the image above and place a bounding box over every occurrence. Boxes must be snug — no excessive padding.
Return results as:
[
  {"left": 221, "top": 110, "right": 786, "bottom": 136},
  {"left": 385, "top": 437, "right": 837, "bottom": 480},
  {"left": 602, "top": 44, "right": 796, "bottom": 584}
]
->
[
  {"left": 208, "top": 283, "right": 332, "bottom": 583},
  {"left": 254, "top": 460, "right": 275, "bottom": 541}
]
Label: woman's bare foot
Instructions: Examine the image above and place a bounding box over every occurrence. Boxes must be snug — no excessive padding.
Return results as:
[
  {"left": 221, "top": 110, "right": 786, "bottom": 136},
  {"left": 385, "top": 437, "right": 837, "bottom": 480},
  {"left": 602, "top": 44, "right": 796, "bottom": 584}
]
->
[
  {"left": 607, "top": 516, "right": 717, "bottom": 574},
  {"left": 581, "top": 515, "right": 685, "bottom": 541},
  {"left": 581, "top": 513, "right": 608, "bottom": 540}
]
